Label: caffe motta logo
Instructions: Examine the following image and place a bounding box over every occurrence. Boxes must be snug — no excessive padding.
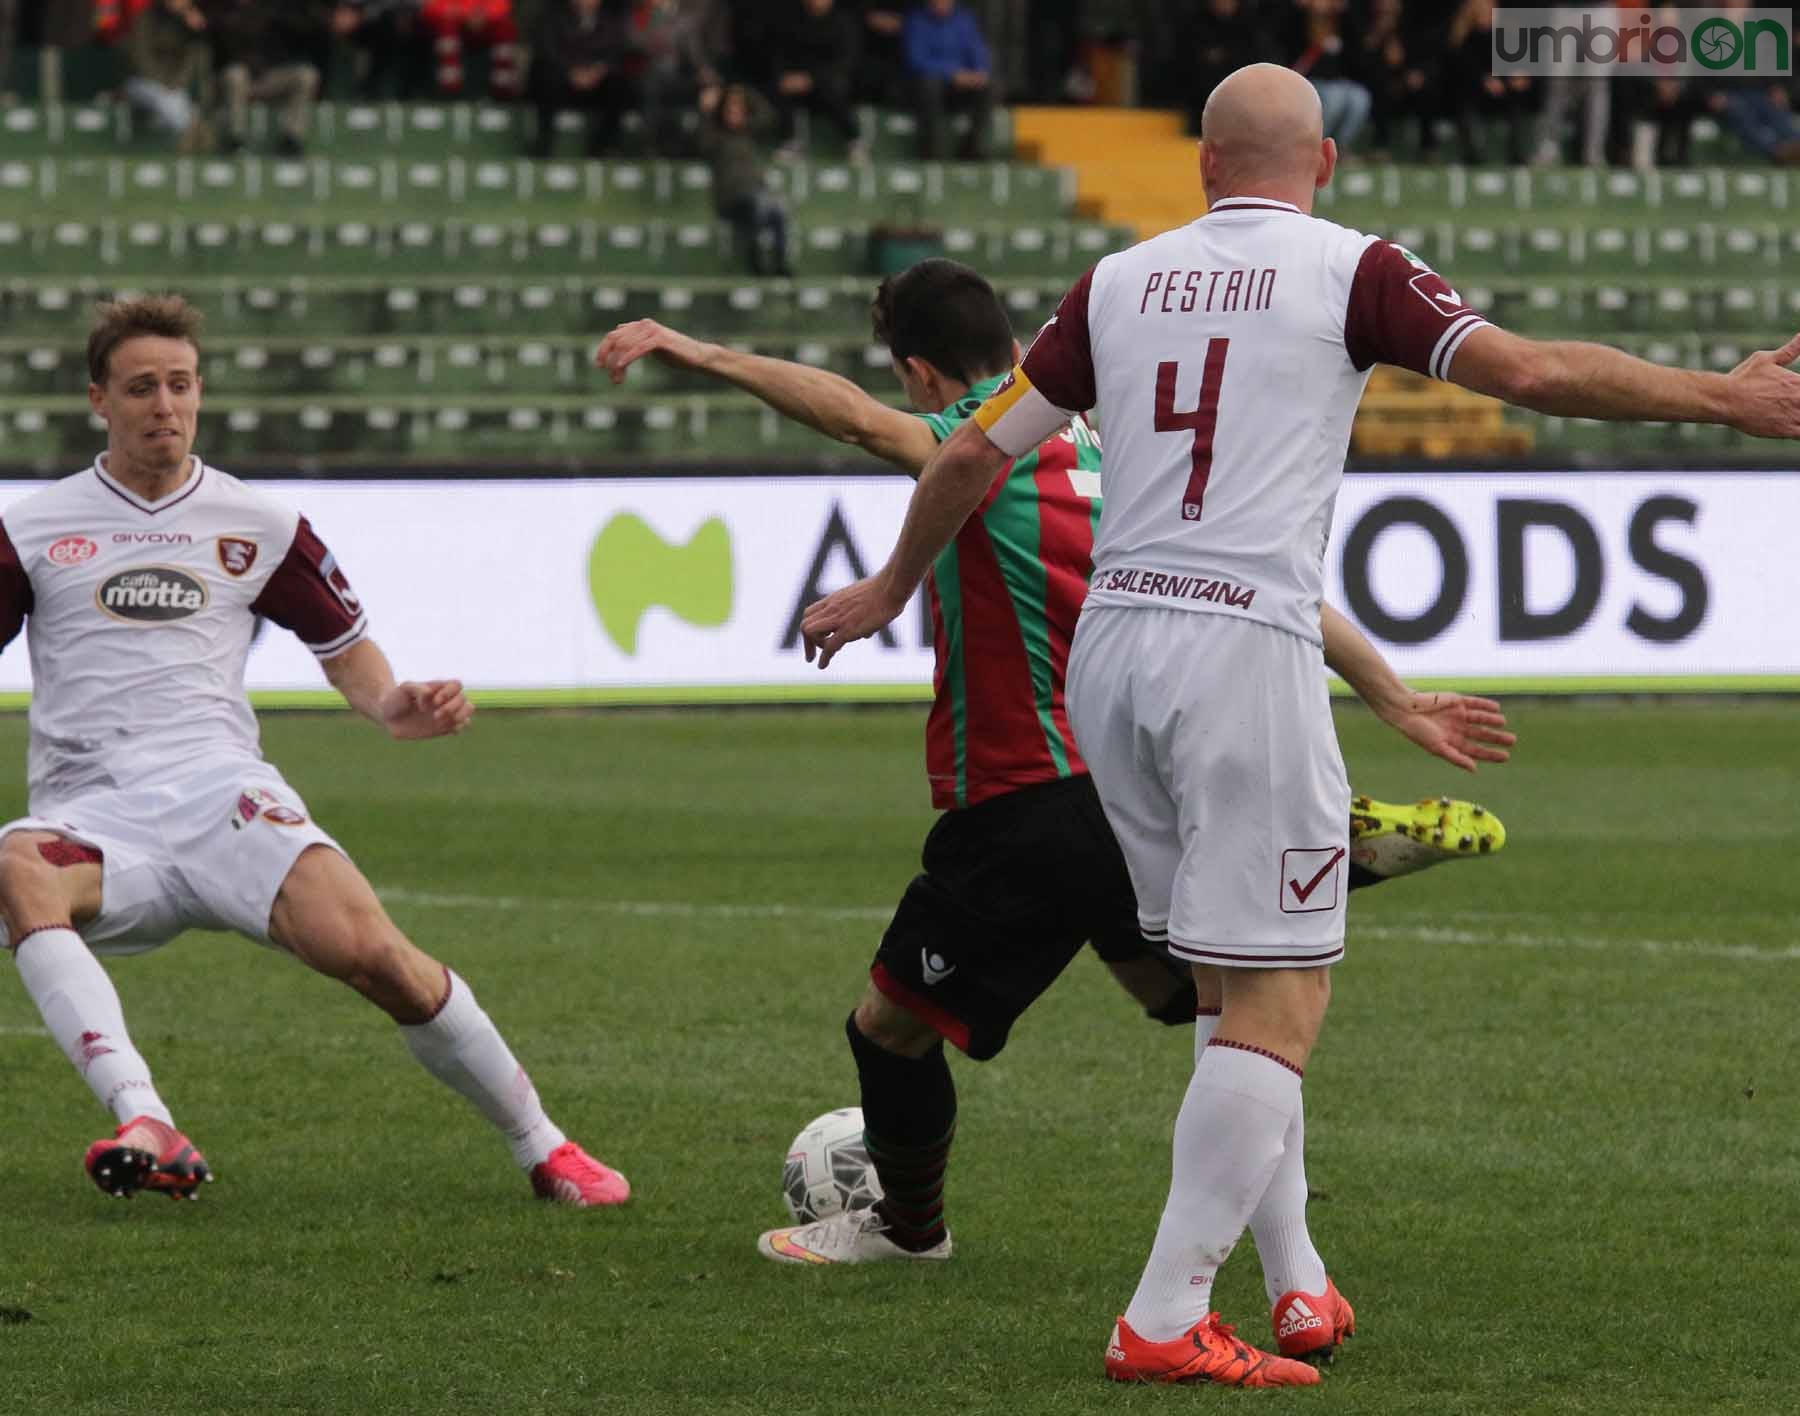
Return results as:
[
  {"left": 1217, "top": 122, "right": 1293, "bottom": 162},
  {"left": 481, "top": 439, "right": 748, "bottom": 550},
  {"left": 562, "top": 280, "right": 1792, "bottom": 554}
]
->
[
  {"left": 587, "top": 513, "right": 733, "bottom": 656},
  {"left": 96, "top": 567, "right": 208, "bottom": 622}
]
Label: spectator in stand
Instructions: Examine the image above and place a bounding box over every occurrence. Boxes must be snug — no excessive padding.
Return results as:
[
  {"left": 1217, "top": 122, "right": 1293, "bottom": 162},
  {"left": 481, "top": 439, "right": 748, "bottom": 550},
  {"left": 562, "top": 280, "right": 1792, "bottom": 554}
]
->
[
  {"left": 125, "top": 0, "right": 214, "bottom": 153},
  {"left": 1446, "top": 0, "right": 1535, "bottom": 165},
  {"left": 329, "top": 1, "right": 431, "bottom": 99},
  {"left": 419, "top": 0, "right": 521, "bottom": 98},
  {"left": 202, "top": 1, "right": 323, "bottom": 157},
  {"left": 1353, "top": 0, "right": 1438, "bottom": 157},
  {"left": 0, "top": 0, "right": 16, "bottom": 106},
  {"left": 852, "top": 1, "right": 908, "bottom": 104},
  {"left": 1183, "top": 0, "right": 1268, "bottom": 135},
  {"left": 904, "top": 0, "right": 995, "bottom": 161},
  {"left": 626, "top": 0, "right": 729, "bottom": 153},
  {"left": 1700, "top": 5, "right": 1800, "bottom": 165},
  {"left": 527, "top": 0, "right": 633, "bottom": 157},
  {"left": 767, "top": 0, "right": 866, "bottom": 161},
  {"left": 1282, "top": 0, "right": 1371, "bottom": 152},
  {"left": 700, "top": 83, "right": 792, "bottom": 277}
]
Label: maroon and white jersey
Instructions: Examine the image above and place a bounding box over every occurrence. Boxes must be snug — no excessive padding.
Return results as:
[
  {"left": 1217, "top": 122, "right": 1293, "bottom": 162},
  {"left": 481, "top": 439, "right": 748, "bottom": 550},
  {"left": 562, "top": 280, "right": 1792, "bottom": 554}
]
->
[
  {"left": 0, "top": 457, "right": 367, "bottom": 808},
  {"left": 973, "top": 196, "right": 1491, "bottom": 643}
]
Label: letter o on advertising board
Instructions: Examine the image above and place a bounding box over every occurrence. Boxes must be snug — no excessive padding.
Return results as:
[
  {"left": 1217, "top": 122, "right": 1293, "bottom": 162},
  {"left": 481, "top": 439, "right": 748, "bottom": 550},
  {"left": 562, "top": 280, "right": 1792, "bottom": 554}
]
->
[{"left": 1340, "top": 496, "right": 1468, "bottom": 644}]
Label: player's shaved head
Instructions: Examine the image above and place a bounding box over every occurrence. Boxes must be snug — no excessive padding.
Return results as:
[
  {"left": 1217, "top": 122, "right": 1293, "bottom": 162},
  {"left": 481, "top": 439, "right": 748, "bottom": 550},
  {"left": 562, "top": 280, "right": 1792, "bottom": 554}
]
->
[{"left": 1200, "top": 64, "right": 1327, "bottom": 199}]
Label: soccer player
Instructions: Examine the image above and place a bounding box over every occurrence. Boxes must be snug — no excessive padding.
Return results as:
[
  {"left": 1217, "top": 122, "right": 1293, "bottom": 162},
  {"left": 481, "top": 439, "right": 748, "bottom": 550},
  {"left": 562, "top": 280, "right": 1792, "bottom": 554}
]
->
[
  {"left": 800, "top": 64, "right": 1800, "bottom": 1386},
  {"left": 0, "top": 296, "right": 629, "bottom": 1208},
  {"left": 595, "top": 261, "right": 1511, "bottom": 1289}
]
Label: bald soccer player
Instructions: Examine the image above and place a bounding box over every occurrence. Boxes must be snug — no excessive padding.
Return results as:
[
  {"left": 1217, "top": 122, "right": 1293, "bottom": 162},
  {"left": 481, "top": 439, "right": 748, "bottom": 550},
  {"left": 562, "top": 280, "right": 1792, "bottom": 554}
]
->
[{"left": 802, "top": 62, "right": 1800, "bottom": 1387}]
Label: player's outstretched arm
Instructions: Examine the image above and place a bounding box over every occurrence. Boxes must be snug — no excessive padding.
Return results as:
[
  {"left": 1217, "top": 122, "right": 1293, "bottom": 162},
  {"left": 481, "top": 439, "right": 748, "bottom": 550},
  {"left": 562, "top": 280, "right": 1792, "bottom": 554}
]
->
[
  {"left": 1322, "top": 603, "right": 1514, "bottom": 773},
  {"left": 1450, "top": 326, "right": 1800, "bottom": 438},
  {"left": 321, "top": 639, "right": 474, "bottom": 741},
  {"left": 594, "top": 318, "right": 941, "bottom": 474},
  {"left": 801, "top": 418, "right": 1010, "bottom": 668}
]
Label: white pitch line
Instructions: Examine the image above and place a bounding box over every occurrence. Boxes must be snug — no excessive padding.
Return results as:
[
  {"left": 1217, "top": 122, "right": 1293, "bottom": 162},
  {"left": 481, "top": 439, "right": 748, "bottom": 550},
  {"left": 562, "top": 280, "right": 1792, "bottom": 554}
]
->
[
  {"left": 379, "top": 888, "right": 892, "bottom": 924},
  {"left": 0, "top": 1025, "right": 49, "bottom": 1037},
  {"left": 1359, "top": 922, "right": 1800, "bottom": 963},
  {"left": 379, "top": 888, "right": 1799, "bottom": 964}
]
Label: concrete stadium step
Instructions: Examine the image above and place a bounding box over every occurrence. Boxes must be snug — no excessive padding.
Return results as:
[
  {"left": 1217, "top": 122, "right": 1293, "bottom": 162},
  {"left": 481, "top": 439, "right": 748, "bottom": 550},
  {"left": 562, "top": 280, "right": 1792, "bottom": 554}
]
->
[
  {"left": 0, "top": 102, "right": 1013, "bottom": 163},
  {"left": 0, "top": 332, "right": 901, "bottom": 400},
  {"left": 0, "top": 275, "right": 1070, "bottom": 342},
  {"left": 1, "top": 379, "right": 1780, "bottom": 473},
  {"left": 0, "top": 217, "right": 1128, "bottom": 281},
  {"left": 0, "top": 392, "right": 915, "bottom": 470},
  {"left": 2, "top": 153, "right": 1075, "bottom": 224},
  {"left": 1316, "top": 164, "right": 1785, "bottom": 220},
  {"left": 1012, "top": 106, "right": 1198, "bottom": 238}
]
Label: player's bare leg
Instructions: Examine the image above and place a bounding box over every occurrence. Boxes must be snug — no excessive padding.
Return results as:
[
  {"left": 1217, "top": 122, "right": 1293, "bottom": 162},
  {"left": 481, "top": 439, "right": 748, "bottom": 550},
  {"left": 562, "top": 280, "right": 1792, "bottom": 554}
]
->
[
  {"left": 268, "top": 844, "right": 628, "bottom": 1206},
  {"left": 0, "top": 830, "right": 211, "bottom": 1199},
  {"left": 759, "top": 984, "right": 955, "bottom": 1265}
]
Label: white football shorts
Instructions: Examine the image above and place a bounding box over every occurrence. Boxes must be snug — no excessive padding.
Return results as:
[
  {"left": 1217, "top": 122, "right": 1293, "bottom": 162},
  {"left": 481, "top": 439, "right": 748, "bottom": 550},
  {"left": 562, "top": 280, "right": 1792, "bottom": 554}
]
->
[
  {"left": 0, "top": 759, "right": 343, "bottom": 955},
  {"left": 1067, "top": 606, "right": 1349, "bottom": 967}
]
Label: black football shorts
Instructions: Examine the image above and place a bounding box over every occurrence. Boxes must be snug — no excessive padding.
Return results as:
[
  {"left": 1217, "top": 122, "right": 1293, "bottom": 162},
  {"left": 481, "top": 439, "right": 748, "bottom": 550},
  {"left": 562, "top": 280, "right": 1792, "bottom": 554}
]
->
[{"left": 870, "top": 773, "right": 1148, "bottom": 1060}]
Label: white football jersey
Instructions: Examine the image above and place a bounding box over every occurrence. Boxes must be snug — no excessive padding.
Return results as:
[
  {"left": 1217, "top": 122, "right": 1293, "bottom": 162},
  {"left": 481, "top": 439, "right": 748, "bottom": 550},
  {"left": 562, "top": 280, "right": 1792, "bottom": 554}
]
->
[
  {"left": 975, "top": 196, "right": 1491, "bottom": 643},
  {"left": 0, "top": 457, "right": 367, "bottom": 809}
]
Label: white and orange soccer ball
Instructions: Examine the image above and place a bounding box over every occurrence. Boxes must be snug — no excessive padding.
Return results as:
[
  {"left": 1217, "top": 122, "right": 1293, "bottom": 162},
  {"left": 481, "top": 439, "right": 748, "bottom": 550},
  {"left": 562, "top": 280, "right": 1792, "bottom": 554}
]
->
[{"left": 781, "top": 1107, "right": 883, "bottom": 1224}]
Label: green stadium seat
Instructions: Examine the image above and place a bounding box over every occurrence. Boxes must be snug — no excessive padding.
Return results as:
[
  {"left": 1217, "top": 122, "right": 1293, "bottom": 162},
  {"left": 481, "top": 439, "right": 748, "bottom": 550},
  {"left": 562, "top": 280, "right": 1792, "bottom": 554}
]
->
[
  {"left": 1458, "top": 166, "right": 1518, "bottom": 215},
  {"left": 1655, "top": 169, "right": 1720, "bottom": 215},
  {"left": 321, "top": 104, "right": 392, "bottom": 153},
  {"left": 42, "top": 154, "right": 116, "bottom": 209},
  {"left": 1521, "top": 225, "right": 1578, "bottom": 275},
  {"left": 37, "top": 218, "right": 106, "bottom": 276},
  {"left": 793, "top": 224, "right": 859, "bottom": 278},
  {"left": 530, "top": 160, "right": 600, "bottom": 208},
  {"left": 1644, "top": 284, "right": 1697, "bottom": 333},
  {"left": 1448, "top": 223, "right": 1509, "bottom": 277},
  {"left": 1726, "top": 170, "right": 1786, "bottom": 209},
  {"left": 1718, "top": 224, "right": 1775, "bottom": 271},
  {"left": 1647, "top": 223, "right": 1707, "bottom": 274},
  {"left": 396, "top": 159, "right": 455, "bottom": 210},
  {"left": 386, "top": 220, "right": 459, "bottom": 274},
  {"left": 1585, "top": 224, "right": 1639, "bottom": 272},
  {"left": 469, "top": 105, "right": 530, "bottom": 157},
  {"left": 1599, "top": 170, "right": 1650, "bottom": 210}
]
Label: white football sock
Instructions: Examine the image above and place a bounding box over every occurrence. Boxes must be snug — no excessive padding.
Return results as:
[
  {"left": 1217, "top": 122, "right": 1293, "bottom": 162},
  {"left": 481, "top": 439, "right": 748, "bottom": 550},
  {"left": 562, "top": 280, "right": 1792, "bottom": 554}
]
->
[
  {"left": 1249, "top": 1097, "right": 1328, "bottom": 1305},
  {"left": 400, "top": 970, "right": 566, "bottom": 1169},
  {"left": 13, "top": 927, "right": 174, "bottom": 1127},
  {"left": 1122, "top": 1042, "right": 1301, "bottom": 1342},
  {"left": 1194, "top": 1008, "right": 1326, "bottom": 1305}
]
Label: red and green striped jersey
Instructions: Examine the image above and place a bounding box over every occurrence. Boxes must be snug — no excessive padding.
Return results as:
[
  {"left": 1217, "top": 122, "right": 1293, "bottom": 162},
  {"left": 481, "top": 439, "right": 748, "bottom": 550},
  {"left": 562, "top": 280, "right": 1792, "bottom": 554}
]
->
[{"left": 917, "top": 374, "right": 1104, "bottom": 810}]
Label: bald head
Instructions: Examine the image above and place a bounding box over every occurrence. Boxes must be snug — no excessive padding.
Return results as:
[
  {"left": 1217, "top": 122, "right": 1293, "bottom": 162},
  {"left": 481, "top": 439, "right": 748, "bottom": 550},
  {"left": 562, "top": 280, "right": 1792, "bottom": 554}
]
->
[{"left": 1201, "top": 64, "right": 1327, "bottom": 200}]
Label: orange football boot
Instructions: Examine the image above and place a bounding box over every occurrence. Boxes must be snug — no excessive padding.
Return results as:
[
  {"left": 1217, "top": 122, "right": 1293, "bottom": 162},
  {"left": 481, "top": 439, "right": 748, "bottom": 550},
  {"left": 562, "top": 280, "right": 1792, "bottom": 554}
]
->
[
  {"left": 84, "top": 1116, "right": 212, "bottom": 1200},
  {"left": 1272, "top": 1277, "right": 1356, "bottom": 1361},
  {"left": 1105, "top": 1312, "right": 1321, "bottom": 1387}
]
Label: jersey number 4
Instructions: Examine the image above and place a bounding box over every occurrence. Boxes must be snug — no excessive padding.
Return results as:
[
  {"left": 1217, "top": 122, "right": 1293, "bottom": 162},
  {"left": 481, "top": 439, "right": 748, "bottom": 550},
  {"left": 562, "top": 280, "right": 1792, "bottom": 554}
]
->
[{"left": 1155, "top": 339, "right": 1229, "bottom": 522}]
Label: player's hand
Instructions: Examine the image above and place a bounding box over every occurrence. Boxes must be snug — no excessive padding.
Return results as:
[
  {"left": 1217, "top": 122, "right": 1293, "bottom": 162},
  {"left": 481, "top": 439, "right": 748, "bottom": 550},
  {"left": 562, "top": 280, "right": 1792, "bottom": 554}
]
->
[
  {"left": 594, "top": 320, "right": 713, "bottom": 385},
  {"left": 1724, "top": 332, "right": 1800, "bottom": 439},
  {"left": 379, "top": 680, "right": 474, "bottom": 740},
  {"left": 800, "top": 574, "right": 909, "bottom": 669},
  {"left": 1377, "top": 691, "right": 1514, "bottom": 773}
]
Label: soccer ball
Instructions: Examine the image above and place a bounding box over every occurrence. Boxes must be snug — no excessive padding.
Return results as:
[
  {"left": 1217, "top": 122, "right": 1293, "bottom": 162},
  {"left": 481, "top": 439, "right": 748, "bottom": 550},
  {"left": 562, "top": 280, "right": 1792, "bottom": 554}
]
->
[{"left": 781, "top": 1106, "right": 884, "bottom": 1224}]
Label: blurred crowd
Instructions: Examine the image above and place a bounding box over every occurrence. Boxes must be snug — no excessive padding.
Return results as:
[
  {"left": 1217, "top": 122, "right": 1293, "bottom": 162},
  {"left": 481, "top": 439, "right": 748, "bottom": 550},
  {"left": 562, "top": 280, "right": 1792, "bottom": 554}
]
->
[
  {"left": 0, "top": 1, "right": 999, "bottom": 163},
  {"left": 3, "top": 1, "right": 1795, "bottom": 170},
  {"left": 1163, "top": 0, "right": 1800, "bottom": 168}
]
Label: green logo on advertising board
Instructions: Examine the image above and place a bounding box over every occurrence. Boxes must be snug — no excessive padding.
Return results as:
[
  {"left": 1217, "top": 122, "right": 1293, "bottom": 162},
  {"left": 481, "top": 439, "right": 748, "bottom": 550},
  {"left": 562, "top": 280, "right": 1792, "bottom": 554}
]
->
[{"left": 588, "top": 513, "right": 733, "bottom": 656}]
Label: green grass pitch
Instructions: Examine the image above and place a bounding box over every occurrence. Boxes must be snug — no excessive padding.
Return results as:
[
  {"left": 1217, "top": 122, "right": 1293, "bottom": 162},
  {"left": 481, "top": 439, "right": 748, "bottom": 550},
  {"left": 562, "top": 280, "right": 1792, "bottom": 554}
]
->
[{"left": 0, "top": 703, "right": 1795, "bottom": 1415}]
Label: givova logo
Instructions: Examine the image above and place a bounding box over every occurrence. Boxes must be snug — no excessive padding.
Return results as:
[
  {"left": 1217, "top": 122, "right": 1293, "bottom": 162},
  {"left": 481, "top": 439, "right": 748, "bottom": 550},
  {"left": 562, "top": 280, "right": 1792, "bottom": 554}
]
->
[{"left": 588, "top": 513, "right": 733, "bottom": 655}]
